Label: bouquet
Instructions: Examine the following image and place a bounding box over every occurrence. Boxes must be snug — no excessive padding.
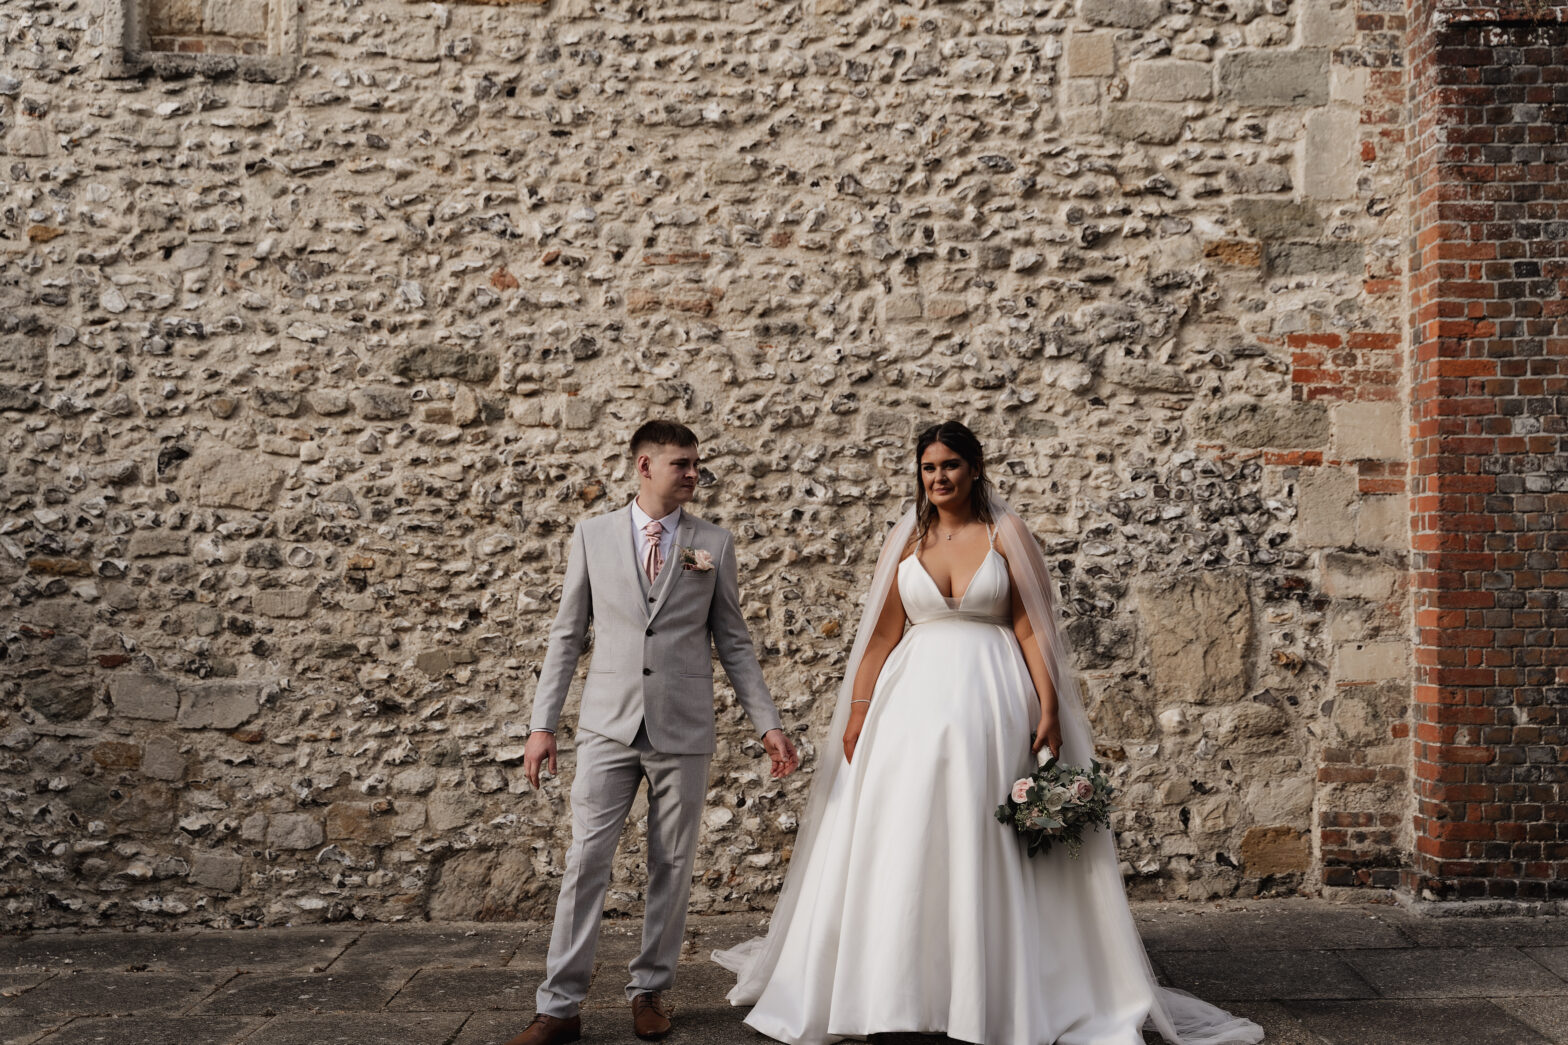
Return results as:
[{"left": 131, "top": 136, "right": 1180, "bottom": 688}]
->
[{"left": 994, "top": 756, "right": 1114, "bottom": 858}]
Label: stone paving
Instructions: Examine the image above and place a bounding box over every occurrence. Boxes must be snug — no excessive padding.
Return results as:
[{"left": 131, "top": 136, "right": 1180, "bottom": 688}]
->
[{"left": 1, "top": 900, "right": 1564, "bottom": 1045}]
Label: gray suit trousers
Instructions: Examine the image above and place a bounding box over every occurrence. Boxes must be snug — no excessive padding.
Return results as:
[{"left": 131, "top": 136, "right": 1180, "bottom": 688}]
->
[{"left": 535, "top": 726, "right": 712, "bottom": 1017}]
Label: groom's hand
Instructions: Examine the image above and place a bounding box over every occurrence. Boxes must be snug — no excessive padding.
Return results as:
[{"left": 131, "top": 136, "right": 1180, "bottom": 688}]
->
[
  {"left": 762, "top": 728, "right": 799, "bottom": 779},
  {"left": 523, "top": 730, "right": 558, "bottom": 789}
]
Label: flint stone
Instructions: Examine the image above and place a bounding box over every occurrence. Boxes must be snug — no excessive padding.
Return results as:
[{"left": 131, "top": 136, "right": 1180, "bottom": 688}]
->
[
  {"left": 191, "top": 451, "right": 286, "bottom": 511},
  {"left": 1136, "top": 570, "right": 1252, "bottom": 706},
  {"left": 1218, "top": 50, "right": 1329, "bottom": 106},
  {"left": 351, "top": 386, "right": 410, "bottom": 420},
  {"left": 178, "top": 680, "right": 261, "bottom": 730},
  {"left": 267, "top": 813, "right": 324, "bottom": 850},
  {"left": 391, "top": 345, "right": 498, "bottom": 383},
  {"left": 29, "top": 675, "right": 96, "bottom": 721},
  {"left": 190, "top": 851, "right": 244, "bottom": 892},
  {"left": 111, "top": 674, "right": 180, "bottom": 721}
]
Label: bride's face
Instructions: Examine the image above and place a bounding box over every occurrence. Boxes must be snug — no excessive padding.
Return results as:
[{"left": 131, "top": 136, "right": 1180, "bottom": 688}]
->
[{"left": 920, "top": 441, "right": 974, "bottom": 512}]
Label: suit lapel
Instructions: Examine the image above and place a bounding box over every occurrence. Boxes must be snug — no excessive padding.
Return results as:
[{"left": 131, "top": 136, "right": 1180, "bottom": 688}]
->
[
  {"left": 647, "top": 514, "right": 694, "bottom": 624},
  {"left": 615, "top": 506, "right": 652, "bottom": 619}
]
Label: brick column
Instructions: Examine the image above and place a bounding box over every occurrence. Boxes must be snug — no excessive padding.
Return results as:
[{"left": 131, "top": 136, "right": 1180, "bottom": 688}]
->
[{"left": 1406, "top": 0, "right": 1568, "bottom": 901}]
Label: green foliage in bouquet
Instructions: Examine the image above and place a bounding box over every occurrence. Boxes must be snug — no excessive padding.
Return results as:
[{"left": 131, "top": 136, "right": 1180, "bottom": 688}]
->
[{"left": 994, "top": 755, "right": 1115, "bottom": 858}]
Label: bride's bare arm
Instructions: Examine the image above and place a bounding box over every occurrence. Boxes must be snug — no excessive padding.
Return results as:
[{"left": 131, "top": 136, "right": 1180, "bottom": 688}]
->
[
  {"left": 842, "top": 566, "right": 909, "bottom": 764},
  {"left": 1000, "top": 550, "right": 1062, "bottom": 759}
]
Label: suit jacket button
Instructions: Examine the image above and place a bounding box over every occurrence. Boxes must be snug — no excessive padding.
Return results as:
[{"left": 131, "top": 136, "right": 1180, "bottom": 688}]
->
[
  {"left": 642, "top": 667, "right": 652, "bottom": 676},
  {"left": 645, "top": 627, "right": 654, "bottom": 636},
  {"left": 648, "top": 596, "right": 656, "bottom": 603}
]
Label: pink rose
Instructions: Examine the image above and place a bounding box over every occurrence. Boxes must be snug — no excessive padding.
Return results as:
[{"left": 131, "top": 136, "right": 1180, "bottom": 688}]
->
[
  {"left": 693, "top": 549, "right": 714, "bottom": 571},
  {"left": 1011, "top": 778, "right": 1034, "bottom": 803},
  {"left": 1070, "top": 777, "right": 1095, "bottom": 802}
]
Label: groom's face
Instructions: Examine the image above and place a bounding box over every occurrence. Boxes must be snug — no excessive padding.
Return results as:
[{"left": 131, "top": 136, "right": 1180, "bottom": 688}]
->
[{"left": 638, "top": 441, "right": 701, "bottom": 505}]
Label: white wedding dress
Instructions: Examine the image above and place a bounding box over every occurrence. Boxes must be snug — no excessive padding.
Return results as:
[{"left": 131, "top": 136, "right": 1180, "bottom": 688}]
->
[{"left": 716, "top": 517, "right": 1264, "bottom": 1045}]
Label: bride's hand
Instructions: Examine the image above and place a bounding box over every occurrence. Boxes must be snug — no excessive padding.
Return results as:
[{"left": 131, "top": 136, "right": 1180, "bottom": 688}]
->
[
  {"left": 1031, "top": 705, "right": 1062, "bottom": 760},
  {"left": 843, "top": 707, "right": 868, "bottom": 764}
]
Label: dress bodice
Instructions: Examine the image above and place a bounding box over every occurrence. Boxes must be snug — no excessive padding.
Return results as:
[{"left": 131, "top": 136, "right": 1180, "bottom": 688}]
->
[{"left": 898, "top": 542, "right": 1012, "bottom": 628}]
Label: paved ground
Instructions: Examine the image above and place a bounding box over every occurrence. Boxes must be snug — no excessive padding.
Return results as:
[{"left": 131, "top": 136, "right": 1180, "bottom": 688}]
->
[{"left": 1, "top": 899, "right": 1564, "bottom": 1045}]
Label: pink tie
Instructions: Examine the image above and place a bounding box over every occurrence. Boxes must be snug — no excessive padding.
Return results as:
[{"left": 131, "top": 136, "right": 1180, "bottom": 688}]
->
[{"left": 642, "top": 520, "right": 664, "bottom": 583}]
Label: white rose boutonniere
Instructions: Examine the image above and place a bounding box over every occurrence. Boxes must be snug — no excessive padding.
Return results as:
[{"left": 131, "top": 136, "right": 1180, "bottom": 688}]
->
[{"left": 677, "top": 547, "right": 715, "bottom": 572}]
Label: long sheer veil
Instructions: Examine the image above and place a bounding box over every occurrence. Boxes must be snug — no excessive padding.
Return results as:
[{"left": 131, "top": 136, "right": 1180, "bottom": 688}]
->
[{"left": 713, "top": 493, "right": 1263, "bottom": 1045}]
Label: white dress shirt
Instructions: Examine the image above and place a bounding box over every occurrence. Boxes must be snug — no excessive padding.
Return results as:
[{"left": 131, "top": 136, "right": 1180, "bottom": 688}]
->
[{"left": 630, "top": 498, "right": 682, "bottom": 571}]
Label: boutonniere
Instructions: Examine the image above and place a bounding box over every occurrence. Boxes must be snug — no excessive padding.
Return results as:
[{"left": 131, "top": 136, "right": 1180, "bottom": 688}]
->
[{"left": 676, "top": 546, "right": 714, "bottom": 572}]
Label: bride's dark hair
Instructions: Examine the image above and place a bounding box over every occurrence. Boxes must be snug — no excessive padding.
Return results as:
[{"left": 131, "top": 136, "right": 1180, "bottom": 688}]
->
[{"left": 912, "top": 420, "right": 995, "bottom": 546}]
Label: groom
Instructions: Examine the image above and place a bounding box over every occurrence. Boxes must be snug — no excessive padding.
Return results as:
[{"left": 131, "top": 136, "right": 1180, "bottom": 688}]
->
[{"left": 507, "top": 419, "right": 799, "bottom": 1045}]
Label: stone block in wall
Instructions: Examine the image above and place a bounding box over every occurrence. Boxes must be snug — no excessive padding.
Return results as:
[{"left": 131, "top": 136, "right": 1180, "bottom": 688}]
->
[
  {"left": 1064, "top": 32, "right": 1116, "bottom": 77},
  {"left": 1355, "top": 495, "right": 1407, "bottom": 552},
  {"left": 177, "top": 680, "right": 260, "bottom": 730},
  {"left": 1334, "top": 641, "right": 1407, "bottom": 682},
  {"left": 1304, "top": 110, "right": 1359, "bottom": 200},
  {"left": 1322, "top": 551, "right": 1400, "bottom": 603},
  {"left": 1295, "top": 466, "right": 1356, "bottom": 547},
  {"left": 1330, "top": 681, "right": 1406, "bottom": 744},
  {"left": 1080, "top": 0, "right": 1164, "bottom": 28},
  {"left": 29, "top": 676, "right": 96, "bottom": 722},
  {"left": 191, "top": 451, "right": 285, "bottom": 511},
  {"left": 326, "top": 803, "right": 393, "bottom": 845},
  {"left": 1128, "top": 60, "right": 1213, "bottom": 102},
  {"left": 204, "top": 0, "right": 267, "bottom": 38},
  {"left": 1265, "top": 242, "right": 1364, "bottom": 276},
  {"left": 267, "top": 813, "right": 323, "bottom": 850},
  {"left": 128, "top": 531, "right": 190, "bottom": 558},
  {"left": 148, "top": 0, "right": 203, "bottom": 35},
  {"left": 1300, "top": 0, "right": 1356, "bottom": 47},
  {"left": 110, "top": 674, "right": 179, "bottom": 721},
  {"left": 1217, "top": 50, "right": 1329, "bottom": 107},
  {"left": 1241, "top": 825, "right": 1309, "bottom": 876},
  {"left": 1331, "top": 402, "right": 1402, "bottom": 460},
  {"left": 428, "top": 848, "right": 543, "bottom": 920},
  {"left": 351, "top": 386, "right": 410, "bottom": 420},
  {"left": 1104, "top": 104, "right": 1185, "bottom": 144},
  {"left": 1136, "top": 570, "right": 1252, "bottom": 706},
  {"left": 562, "top": 395, "right": 599, "bottom": 429},
  {"left": 1225, "top": 165, "right": 1292, "bottom": 194},
  {"left": 254, "top": 589, "right": 315, "bottom": 618},
  {"left": 189, "top": 851, "right": 244, "bottom": 892},
  {"left": 1197, "top": 398, "right": 1328, "bottom": 449},
  {"left": 392, "top": 346, "right": 498, "bottom": 383},
  {"left": 1231, "top": 199, "right": 1323, "bottom": 241},
  {"left": 141, "top": 736, "right": 187, "bottom": 781}
]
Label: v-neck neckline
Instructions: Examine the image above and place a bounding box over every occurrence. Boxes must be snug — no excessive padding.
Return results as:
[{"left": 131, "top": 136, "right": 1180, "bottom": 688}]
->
[{"left": 912, "top": 547, "right": 997, "bottom": 608}]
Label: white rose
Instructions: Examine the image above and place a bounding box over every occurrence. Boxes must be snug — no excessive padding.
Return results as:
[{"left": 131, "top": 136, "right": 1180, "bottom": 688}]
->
[
  {"left": 1011, "top": 778, "right": 1034, "bottom": 803},
  {"left": 1042, "top": 787, "right": 1070, "bottom": 811}
]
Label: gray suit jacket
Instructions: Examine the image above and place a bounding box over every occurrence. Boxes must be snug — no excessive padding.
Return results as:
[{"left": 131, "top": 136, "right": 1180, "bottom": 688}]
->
[{"left": 528, "top": 505, "right": 783, "bottom": 755}]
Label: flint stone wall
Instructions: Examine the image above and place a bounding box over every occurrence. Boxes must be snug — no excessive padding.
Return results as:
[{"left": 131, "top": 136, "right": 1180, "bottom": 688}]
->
[{"left": 0, "top": 0, "right": 1407, "bottom": 928}]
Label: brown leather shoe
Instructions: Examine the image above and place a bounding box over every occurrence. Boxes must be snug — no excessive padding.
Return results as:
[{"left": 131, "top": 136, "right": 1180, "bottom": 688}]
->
[
  {"left": 631, "top": 991, "right": 673, "bottom": 1040},
  {"left": 503, "top": 1013, "right": 581, "bottom": 1045}
]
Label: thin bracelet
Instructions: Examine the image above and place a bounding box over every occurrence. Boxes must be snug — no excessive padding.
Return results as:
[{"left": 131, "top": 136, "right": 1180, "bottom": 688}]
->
[{"left": 851, "top": 700, "right": 871, "bottom": 706}]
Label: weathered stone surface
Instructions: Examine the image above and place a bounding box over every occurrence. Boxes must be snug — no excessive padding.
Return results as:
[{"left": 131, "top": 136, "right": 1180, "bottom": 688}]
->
[
  {"left": 391, "top": 346, "right": 499, "bottom": 383},
  {"left": 190, "top": 451, "right": 285, "bottom": 511},
  {"left": 189, "top": 851, "right": 244, "bottom": 892},
  {"left": 1335, "top": 641, "right": 1408, "bottom": 682},
  {"left": 1065, "top": 31, "right": 1116, "bottom": 77},
  {"left": 1136, "top": 571, "right": 1252, "bottom": 707},
  {"left": 1104, "top": 104, "right": 1186, "bottom": 144},
  {"left": 1218, "top": 50, "right": 1330, "bottom": 106},
  {"left": 1242, "top": 825, "right": 1311, "bottom": 876},
  {"left": 141, "top": 736, "right": 187, "bottom": 781},
  {"left": 1129, "top": 60, "right": 1213, "bottom": 101},
  {"left": 1232, "top": 199, "right": 1324, "bottom": 241},
  {"left": 350, "top": 386, "right": 410, "bottom": 420},
  {"left": 1297, "top": 467, "right": 1358, "bottom": 547},
  {"left": 177, "top": 681, "right": 261, "bottom": 730},
  {"left": 1081, "top": 0, "right": 1165, "bottom": 27},
  {"left": 428, "top": 849, "right": 549, "bottom": 921},
  {"left": 253, "top": 589, "right": 315, "bottom": 618},
  {"left": 1266, "top": 242, "right": 1365, "bottom": 275},
  {"left": 1332, "top": 402, "right": 1402, "bottom": 460},
  {"left": 109, "top": 674, "right": 180, "bottom": 722},
  {"left": 1304, "top": 109, "right": 1360, "bottom": 199},
  {"left": 1199, "top": 399, "right": 1329, "bottom": 449},
  {"left": 267, "top": 814, "right": 324, "bottom": 851},
  {"left": 29, "top": 676, "right": 96, "bottom": 721}
]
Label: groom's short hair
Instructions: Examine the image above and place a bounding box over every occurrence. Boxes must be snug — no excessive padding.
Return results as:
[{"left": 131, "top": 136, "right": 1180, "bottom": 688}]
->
[{"left": 631, "top": 419, "right": 699, "bottom": 458}]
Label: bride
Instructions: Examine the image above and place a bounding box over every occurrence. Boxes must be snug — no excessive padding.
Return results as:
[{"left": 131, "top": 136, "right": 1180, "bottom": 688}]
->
[{"left": 714, "top": 421, "right": 1264, "bottom": 1045}]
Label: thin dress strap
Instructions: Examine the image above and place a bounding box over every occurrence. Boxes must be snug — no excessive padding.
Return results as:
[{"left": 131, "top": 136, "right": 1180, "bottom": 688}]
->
[{"left": 986, "top": 522, "right": 997, "bottom": 548}]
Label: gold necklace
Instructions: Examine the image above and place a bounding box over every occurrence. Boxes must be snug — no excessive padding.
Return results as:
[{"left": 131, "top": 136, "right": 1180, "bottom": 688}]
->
[{"left": 937, "top": 520, "right": 970, "bottom": 541}]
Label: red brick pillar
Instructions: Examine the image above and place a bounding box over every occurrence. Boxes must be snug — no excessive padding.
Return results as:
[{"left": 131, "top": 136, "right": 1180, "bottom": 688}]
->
[{"left": 1406, "top": 0, "right": 1568, "bottom": 901}]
